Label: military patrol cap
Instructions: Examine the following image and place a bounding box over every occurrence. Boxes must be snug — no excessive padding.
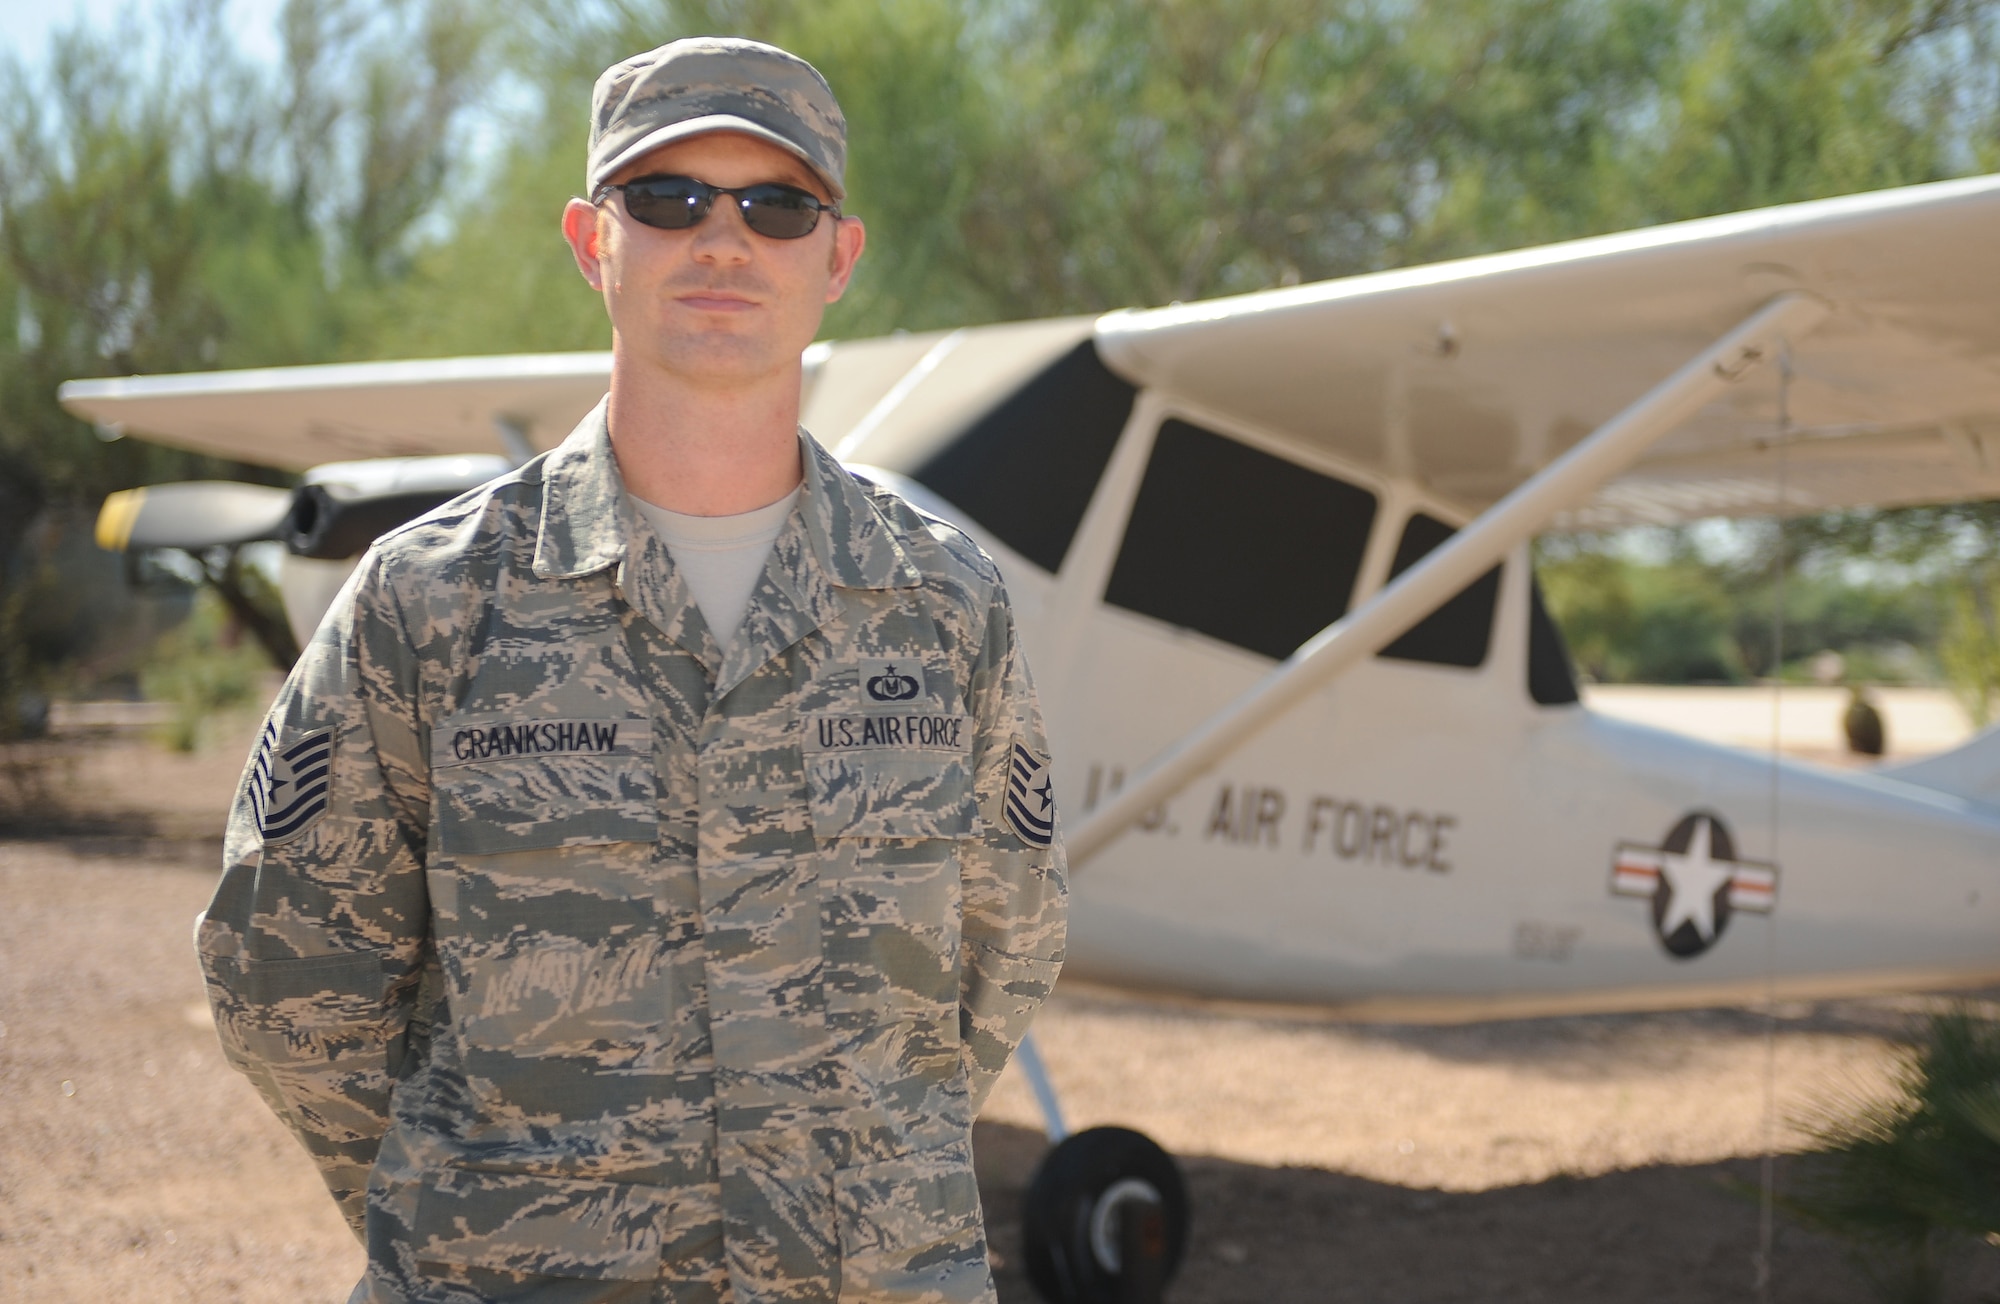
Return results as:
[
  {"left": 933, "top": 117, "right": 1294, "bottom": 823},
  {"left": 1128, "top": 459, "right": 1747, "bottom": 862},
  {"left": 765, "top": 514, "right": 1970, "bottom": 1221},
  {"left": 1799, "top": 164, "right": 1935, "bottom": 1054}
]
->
[{"left": 588, "top": 37, "right": 847, "bottom": 202}]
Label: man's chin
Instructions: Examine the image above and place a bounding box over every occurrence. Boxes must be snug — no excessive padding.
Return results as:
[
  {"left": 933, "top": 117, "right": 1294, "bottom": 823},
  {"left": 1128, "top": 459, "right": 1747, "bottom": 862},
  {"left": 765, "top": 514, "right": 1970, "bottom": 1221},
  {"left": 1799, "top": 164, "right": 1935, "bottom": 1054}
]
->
[{"left": 645, "top": 336, "right": 800, "bottom": 387}]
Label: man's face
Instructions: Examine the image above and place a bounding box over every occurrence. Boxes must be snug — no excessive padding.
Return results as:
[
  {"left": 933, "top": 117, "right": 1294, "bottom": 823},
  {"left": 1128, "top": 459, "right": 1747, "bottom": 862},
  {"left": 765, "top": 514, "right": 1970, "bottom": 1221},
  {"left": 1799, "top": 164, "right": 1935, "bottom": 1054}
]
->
[{"left": 562, "top": 131, "right": 865, "bottom": 390}]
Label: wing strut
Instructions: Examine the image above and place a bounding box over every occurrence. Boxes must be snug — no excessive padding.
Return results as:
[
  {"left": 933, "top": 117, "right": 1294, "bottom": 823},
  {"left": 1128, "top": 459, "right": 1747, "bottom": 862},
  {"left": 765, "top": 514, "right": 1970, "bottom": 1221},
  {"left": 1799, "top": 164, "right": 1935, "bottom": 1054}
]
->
[
  {"left": 1067, "top": 292, "right": 1830, "bottom": 867},
  {"left": 493, "top": 416, "right": 536, "bottom": 466}
]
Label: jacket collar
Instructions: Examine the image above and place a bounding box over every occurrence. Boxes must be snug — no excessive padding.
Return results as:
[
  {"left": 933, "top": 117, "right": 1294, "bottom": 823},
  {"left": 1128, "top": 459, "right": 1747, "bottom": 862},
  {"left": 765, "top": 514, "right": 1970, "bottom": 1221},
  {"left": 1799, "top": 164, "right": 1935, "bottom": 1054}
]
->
[
  {"left": 532, "top": 398, "right": 921, "bottom": 592},
  {"left": 795, "top": 428, "right": 923, "bottom": 592},
  {"left": 531, "top": 399, "right": 626, "bottom": 581},
  {"left": 531, "top": 399, "right": 921, "bottom": 689}
]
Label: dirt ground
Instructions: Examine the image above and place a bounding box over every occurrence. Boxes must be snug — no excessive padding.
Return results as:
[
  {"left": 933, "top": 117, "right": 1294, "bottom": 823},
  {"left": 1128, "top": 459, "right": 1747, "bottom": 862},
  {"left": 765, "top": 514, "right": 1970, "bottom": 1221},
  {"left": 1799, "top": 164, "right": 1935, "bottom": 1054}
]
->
[{"left": 3, "top": 723, "right": 1996, "bottom": 1302}]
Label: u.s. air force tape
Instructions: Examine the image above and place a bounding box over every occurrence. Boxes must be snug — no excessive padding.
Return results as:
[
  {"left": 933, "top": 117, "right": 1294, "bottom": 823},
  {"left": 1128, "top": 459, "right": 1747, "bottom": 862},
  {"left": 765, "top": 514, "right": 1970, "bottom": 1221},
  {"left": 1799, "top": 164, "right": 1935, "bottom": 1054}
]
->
[
  {"left": 250, "top": 722, "right": 334, "bottom": 842},
  {"left": 803, "top": 712, "right": 972, "bottom": 754},
  {"left": 1003, "top": 739, "right": 1056, "bottom": 848}
]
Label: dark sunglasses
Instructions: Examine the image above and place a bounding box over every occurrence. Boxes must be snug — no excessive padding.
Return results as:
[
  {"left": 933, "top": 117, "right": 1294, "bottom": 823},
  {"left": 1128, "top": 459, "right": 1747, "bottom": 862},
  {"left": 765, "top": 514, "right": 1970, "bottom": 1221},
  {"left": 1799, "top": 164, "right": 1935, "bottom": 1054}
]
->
[{"left": 593, "top": 174, "right": 839, "bottom": 240}]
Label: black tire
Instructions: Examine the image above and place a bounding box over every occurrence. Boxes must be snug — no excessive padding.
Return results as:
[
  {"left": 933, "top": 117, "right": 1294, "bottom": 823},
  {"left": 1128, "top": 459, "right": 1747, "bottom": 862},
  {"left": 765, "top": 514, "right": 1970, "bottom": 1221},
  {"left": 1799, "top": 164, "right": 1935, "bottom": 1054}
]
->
[{"left": 1020, "top": 1126, "right": 1190, "bottom": 1304}]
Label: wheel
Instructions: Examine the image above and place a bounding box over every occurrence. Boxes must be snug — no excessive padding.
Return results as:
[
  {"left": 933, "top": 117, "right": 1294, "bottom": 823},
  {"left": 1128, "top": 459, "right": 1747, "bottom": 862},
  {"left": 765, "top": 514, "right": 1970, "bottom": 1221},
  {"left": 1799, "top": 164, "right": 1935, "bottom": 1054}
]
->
[{"left": 1020, "top": 1126, "right": 1190, "bottom": 1304}]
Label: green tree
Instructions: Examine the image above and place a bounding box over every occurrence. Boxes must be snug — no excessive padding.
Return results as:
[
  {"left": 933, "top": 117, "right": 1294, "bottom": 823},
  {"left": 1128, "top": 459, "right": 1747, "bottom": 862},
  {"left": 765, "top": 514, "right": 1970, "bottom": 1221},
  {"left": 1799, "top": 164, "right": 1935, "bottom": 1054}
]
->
[
  {"left": 0, "top": 0, "right": 493, "bottom": 732},
  {"left": 1940, "top": 564, "right": 2000, "bottom": 726},
  {"left": 1535, "top": 539, "right": 1641, "bottom": 681},
  {"left": 1408, "top": 0, "right": 2000, "bottom": 259}
]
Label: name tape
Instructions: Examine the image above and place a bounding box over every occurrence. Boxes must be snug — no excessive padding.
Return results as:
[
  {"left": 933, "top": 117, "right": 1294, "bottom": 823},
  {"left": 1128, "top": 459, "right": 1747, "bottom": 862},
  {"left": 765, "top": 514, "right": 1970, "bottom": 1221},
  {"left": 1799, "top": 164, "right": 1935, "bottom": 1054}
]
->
[{"left": 435, "top": 718, "right": 643, "bottom": 767}]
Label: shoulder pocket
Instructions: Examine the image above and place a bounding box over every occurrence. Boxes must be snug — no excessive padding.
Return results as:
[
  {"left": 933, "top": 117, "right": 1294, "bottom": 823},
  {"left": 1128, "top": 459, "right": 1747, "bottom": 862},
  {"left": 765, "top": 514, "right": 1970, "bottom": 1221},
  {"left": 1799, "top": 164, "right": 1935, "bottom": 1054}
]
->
[{"left": 431, "top": 716, "right": 655, "bottom": 854}]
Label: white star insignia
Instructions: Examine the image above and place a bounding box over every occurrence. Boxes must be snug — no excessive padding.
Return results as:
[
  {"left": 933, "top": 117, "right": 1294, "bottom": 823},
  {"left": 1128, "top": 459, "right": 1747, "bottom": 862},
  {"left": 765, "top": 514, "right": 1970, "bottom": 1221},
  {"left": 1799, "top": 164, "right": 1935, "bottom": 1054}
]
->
[{"left": 1655, "top": 817, "right": 1735, "bottom": 943}]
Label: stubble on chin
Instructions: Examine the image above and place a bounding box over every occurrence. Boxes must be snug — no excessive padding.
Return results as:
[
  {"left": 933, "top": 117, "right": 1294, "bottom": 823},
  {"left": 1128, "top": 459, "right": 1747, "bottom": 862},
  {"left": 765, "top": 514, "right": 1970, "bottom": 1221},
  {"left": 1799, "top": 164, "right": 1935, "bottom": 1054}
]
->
[{"left": 648, "top": 320, "right": 792, "bottom": 390}]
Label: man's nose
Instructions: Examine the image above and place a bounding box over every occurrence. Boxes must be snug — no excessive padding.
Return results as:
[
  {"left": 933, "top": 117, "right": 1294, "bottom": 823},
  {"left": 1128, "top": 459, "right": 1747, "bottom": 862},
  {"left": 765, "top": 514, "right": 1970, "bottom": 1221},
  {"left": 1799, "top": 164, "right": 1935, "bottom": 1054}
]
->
[{"left": 690, "top": 200, "right": 756, "bottom": 262}]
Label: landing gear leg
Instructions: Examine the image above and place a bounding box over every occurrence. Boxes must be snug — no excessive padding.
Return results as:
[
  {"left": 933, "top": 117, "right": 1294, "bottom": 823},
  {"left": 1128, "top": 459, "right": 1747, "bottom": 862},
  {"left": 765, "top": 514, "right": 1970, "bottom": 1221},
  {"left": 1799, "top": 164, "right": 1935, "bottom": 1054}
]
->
[{"left": 1016, "top": 1032, "right": 1070, "bottom": 1142}]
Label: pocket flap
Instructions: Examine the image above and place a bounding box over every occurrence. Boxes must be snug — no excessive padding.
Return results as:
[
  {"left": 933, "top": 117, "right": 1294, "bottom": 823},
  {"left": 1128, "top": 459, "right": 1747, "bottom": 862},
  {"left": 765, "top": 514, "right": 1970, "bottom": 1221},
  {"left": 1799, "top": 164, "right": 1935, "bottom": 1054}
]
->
[
  {"left": 834, "top": 1136, "right": 988, "bottom": 1301},
  {"left": 806, "top": 750, "right": 977, "bottom": 840},
  {"left": 432, "top": 716, "right": 655, "bottom": 854},
  {"left": 413, "top": 1168, "right": 708, "bottom": 1282}
]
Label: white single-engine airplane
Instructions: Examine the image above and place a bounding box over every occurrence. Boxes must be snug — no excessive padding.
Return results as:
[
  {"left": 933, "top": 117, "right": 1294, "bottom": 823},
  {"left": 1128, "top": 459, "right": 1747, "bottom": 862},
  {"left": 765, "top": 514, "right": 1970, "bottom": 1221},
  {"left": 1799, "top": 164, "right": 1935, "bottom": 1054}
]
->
[{"left": 69, "top": 174, "right": 2000, "bottom": 1303}]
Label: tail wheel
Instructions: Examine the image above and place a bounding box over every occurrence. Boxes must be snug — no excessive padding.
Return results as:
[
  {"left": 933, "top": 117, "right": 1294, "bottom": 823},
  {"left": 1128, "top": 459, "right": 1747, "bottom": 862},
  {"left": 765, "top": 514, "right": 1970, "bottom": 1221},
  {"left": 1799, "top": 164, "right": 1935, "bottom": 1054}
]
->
[{"left": 1021, "top": 1126, "right": 1190, "bottom": 1304}]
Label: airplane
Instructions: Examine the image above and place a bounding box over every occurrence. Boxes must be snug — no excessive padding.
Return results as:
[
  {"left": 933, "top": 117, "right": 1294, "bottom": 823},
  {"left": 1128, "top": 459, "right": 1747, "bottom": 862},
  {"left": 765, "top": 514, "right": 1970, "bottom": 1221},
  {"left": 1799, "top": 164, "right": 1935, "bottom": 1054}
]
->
[{"left": 67, "top": 172, "right": 2000, "bottom": 1304}]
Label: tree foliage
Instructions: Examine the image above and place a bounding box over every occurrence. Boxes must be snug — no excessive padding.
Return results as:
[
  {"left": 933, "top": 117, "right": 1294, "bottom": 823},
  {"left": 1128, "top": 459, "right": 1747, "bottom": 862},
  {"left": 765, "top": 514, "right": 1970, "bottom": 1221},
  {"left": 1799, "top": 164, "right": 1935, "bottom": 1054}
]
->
[
  {"left": 0, "top": 0, "right": 491, "bottom": 730},
  {"left": 365, "top": 0, "right": 2000, "bottom": 340},
  {"left": 1535, "top": 528, "right": 1949, "bottom": 685}
]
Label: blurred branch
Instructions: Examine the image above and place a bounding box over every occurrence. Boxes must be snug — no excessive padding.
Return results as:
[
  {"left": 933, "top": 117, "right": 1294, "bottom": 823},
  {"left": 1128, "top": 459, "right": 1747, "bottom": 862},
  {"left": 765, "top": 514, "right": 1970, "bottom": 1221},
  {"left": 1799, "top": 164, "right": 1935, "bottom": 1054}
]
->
[{"left": 182, "top": 547, "right": 301, "bottom": 672}]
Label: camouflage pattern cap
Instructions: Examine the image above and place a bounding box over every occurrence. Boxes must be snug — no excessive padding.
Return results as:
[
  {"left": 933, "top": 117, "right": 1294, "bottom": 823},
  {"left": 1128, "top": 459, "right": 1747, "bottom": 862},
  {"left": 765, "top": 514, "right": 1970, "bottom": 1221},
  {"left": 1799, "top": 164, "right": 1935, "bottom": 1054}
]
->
[{"left": 588, "top": 36, "right": 847, "bottom": 201}]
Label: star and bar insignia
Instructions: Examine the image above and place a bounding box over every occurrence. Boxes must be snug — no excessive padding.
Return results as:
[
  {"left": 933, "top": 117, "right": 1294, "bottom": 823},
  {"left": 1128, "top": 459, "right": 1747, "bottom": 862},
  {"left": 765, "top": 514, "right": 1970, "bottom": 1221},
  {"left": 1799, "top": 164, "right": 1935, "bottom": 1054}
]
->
[
  {"left": 250, "top": 723, "right": 334, "bottom": 843},
  {"left": 1003, "top": 739, "right": 1056, "bottom": 848},
  {"left": 1611, "top": 811, "right": 1776, "bottom": 958}
]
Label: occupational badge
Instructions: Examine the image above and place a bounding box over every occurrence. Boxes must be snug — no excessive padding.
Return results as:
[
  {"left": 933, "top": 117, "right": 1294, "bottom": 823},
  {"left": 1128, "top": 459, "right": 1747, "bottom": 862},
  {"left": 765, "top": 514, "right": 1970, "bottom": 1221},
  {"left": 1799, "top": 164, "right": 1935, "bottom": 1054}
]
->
[{"left": 861, "top": 658, "right": 924, "bottom": 703}]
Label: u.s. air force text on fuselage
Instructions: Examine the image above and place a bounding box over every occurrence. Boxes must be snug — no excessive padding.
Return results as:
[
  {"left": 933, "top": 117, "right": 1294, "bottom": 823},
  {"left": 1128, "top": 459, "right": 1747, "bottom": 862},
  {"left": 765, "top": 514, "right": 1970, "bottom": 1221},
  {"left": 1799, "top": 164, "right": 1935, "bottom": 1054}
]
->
[{"left": 1079, "top": 764, "right": 1461, "bottom": 873}]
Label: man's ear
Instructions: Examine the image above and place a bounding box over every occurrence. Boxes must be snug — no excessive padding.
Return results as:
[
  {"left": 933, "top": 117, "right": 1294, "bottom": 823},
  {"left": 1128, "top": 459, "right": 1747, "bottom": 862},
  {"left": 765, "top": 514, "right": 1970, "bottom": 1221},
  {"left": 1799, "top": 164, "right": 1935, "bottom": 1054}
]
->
[
  {"left": 824, "top": 215, "right": 866, "bottom": 303},
  {"left": 563, "top": 198, "right": 606, "bottom": 291}
]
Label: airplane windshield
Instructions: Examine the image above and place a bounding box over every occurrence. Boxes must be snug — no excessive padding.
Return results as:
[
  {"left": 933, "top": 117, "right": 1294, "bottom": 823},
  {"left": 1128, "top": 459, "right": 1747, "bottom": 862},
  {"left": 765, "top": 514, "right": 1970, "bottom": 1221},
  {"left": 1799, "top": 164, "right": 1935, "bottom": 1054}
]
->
[
  {"left": 910, "top": 341, "right": 1136, "bottom": 573},
  {"left": 1527, "top": 577, "right": 1580, "bottom": 705}
]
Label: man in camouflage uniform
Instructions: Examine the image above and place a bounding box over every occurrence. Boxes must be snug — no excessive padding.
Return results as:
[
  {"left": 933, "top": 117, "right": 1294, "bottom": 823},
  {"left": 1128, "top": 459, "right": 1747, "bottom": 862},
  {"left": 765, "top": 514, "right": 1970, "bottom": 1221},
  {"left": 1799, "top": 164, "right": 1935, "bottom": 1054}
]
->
[{"left": 199, "top": 36, "right": 1066, "bottom": 1304}]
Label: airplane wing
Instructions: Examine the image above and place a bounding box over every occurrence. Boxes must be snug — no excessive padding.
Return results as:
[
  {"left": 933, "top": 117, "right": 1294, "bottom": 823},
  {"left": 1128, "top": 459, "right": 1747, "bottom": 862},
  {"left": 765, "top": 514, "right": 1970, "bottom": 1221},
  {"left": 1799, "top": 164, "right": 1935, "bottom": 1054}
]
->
[
  {"left": 1093, "top": 173, "right": 2000, "bottom": 527},
  {"left": 55, "top": 331, "right": 966, "bottom": 473},
  {"left": 61, "top": 353, "right": 617, "bottom": 471}
]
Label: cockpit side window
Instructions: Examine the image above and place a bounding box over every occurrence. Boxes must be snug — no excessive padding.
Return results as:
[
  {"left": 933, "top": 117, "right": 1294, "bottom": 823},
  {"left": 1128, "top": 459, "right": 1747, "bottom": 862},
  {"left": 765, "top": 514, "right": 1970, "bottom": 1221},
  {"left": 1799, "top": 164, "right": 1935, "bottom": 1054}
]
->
[
  {"left": 909, "top": 340, "right": 1136, "bottom": 573},
  {"left": 1103, "top": 418, "right": 1378, "bottom": 660},
  {"left": 1376, "top": 513, "right": 1502, "bottom": 668},
  {"left": 1527, "top": 574, "right": 1581, "bottom": 704}
]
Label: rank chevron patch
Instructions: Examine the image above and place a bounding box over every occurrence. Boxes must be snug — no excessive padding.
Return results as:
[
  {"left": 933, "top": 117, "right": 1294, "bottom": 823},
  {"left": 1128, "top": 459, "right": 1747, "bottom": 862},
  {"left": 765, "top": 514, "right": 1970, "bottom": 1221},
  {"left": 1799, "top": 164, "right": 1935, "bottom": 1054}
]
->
[
  {"left": 1003, "top": 739, "right": 1056, "bottom": 848},
  {"left": 251, "top": 723, "right": 334, "bottom": 842}
]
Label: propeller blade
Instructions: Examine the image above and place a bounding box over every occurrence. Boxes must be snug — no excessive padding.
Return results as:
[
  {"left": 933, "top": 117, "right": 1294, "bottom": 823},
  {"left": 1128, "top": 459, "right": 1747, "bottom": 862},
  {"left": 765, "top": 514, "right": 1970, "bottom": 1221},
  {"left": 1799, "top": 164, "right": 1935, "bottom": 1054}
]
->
[{"left": 96, "top": 482, "right": 292, "bottom": 552}]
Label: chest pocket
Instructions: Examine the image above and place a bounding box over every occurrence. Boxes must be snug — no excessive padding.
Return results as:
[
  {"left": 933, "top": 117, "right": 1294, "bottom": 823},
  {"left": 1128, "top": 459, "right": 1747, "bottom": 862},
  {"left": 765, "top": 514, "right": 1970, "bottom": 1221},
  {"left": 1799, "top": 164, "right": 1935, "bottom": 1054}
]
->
[
  {"left": 803, "top": 711, "right": 977, "bottom": 840},
  {"left": 432, "top": 715, "right": 656, "bottom": 854},
  {"left": 426, "top": 715, "right": 669, "bottom": 1077}
]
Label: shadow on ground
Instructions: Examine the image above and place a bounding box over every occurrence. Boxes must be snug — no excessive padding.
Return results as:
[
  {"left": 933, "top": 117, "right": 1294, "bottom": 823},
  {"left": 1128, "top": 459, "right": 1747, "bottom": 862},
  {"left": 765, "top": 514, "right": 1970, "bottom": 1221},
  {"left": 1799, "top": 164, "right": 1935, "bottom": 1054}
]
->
[
  {"left": 1047, "top": 982, "right": 2000, "bottom": 1082},
  {"left": 974, "top": 1120, "right": 1997, "bottom": 1304},
  {"left": 0, "top": 726, "right": 246, "bottom": 843}
]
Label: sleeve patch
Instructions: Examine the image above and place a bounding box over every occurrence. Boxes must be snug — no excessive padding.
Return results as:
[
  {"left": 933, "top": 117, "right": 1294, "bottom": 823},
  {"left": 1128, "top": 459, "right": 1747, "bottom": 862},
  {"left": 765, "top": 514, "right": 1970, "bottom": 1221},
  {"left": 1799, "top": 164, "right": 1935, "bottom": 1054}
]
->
[
  {"left": 1002, "top": 740, "right": 1056, "bottom": 848},
  {"left": 251, "top": 722, "right": 335, "bottom": 843}
]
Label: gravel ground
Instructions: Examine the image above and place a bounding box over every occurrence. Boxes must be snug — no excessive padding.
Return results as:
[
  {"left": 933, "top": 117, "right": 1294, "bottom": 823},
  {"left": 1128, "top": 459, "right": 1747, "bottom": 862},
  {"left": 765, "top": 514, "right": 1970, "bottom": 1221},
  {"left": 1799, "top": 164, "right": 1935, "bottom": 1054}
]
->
[
  {"left": 3, "top": 726, "right": 1995, "bottom": 1302},
  {"left": 980, "top": 984, "right": 1913, "bottom": 1192}
]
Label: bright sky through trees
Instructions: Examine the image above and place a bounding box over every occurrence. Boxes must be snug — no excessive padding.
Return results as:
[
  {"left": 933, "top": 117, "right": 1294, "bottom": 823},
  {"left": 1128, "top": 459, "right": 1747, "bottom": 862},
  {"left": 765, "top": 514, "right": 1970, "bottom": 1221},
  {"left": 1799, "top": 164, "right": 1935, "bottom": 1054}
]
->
[{"left": 0, "top": 0, "right": 285, "bottom": 66}]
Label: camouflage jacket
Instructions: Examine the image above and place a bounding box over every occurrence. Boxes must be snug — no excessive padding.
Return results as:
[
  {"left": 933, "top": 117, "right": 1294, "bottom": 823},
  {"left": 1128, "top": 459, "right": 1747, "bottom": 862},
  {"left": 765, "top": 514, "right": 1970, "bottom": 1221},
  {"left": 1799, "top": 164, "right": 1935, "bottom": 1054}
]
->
[{"left": 197, "top": 405, "right": 1067, "bottom": 1303}]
